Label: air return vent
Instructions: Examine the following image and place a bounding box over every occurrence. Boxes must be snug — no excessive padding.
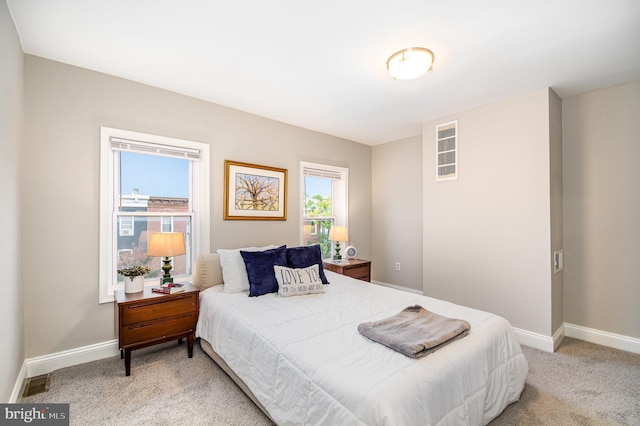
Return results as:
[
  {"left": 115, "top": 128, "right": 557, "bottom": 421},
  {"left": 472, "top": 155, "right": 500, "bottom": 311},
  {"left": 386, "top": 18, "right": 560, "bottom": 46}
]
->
[
  {"left": 436, "top": 121, "right": 458, "bottom": 181},
  {"left": 22, "top": 374, "right": 51, "bottom": 398}
]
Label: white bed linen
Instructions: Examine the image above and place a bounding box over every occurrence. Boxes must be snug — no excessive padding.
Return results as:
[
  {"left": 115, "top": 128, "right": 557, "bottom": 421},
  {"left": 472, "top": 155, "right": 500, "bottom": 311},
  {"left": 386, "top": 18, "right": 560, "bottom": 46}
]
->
[{"left": 196, "top": 271, "right": 528, "bottom": 425}]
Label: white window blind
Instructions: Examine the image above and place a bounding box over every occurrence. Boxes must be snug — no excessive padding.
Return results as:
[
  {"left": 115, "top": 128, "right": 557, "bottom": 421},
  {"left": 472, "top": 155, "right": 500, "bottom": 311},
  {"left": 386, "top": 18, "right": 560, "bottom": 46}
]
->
[
  {"left": 303, "top": 167, "right": 342, "bottom": 180},
  {"left": 110, "top": 137, "right": 200, "bottom": 160}
]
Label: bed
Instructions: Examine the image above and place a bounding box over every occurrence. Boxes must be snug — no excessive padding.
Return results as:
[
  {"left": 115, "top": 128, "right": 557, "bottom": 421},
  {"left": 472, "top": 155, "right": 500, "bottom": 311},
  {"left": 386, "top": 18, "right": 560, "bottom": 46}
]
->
[{"left": 193, "top": 250, "right": 528, "bottom": 425}]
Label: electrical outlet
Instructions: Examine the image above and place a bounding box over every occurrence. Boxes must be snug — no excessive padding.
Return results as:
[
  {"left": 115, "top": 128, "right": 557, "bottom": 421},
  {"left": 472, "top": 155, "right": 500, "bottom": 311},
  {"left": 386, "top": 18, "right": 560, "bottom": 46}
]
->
[{"left": 395, "top": 262, "right": 401, "bottom": 271}]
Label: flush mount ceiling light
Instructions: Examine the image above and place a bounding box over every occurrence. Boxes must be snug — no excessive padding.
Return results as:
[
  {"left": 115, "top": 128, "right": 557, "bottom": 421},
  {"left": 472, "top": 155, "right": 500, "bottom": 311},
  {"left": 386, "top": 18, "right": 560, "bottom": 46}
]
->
[{"left": 386, "top": 47, "right": 435, "bottom": 80}]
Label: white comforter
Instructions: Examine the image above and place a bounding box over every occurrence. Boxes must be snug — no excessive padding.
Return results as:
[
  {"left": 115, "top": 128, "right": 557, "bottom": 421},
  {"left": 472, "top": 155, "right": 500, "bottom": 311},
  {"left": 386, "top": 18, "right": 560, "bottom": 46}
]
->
[{"left": 196, "top": 271, "right": 528, "bottom": 425}]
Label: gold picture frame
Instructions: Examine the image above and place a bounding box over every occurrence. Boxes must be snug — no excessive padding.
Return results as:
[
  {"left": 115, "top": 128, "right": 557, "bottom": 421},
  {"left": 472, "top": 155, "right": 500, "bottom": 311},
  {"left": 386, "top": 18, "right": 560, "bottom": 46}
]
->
[{"left": 224, "top": 160, "right": 288, "bottom": 220}]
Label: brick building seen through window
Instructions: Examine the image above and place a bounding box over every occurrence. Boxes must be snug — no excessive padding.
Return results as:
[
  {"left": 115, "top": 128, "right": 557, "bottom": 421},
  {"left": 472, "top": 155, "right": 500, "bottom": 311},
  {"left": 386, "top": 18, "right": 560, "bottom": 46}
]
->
[{"left": 117, "top": 189, "right": 190, "bottom": 282}]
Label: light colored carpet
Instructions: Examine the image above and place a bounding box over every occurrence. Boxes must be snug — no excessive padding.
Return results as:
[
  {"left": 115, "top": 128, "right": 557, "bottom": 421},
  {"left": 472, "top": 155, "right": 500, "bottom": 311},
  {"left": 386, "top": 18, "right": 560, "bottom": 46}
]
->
[
  {"left": 20, "top": 338, "right": 640, "bottom": 425},
  {"left": 491, "top": 338, "right": 639, "bottom": 426},
  {"left": 21, "top": 342, "right": 272, "bottom": 425}
]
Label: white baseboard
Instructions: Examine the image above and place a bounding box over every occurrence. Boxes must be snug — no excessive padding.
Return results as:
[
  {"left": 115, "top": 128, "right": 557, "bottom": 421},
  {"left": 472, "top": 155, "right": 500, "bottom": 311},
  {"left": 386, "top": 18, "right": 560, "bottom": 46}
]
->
[
  {"left": 25, "top": 339, "right": 119, "bottom": 378},
  {"left": 9, "top": 361, "right": 28, "bottom": 403},
  {"left": 510, "top": 324, "right": 565, "bottom": 353},
  {"left": 565, "top": 323, "right": 640, "bottom": 355},
  {"left": 512, "top": 327, "right": 556, "bottom": 352},
  {"left": 371, "top": 280, "right": 424, "bottom": 295},
  {"left": 552, "top": 323, "right": 566, "bottom": 351},
  {"left": 514, "top": 322, "right": 640, "bottom": 355}
]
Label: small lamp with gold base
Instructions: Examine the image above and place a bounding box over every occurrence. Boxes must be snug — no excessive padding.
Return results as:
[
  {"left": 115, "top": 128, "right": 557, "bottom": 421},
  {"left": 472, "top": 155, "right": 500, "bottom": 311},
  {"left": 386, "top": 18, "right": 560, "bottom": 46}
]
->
[
  {"left": 328, "top": 226, "right": 348, "bottom": 262},
  {"left": 147, "top": 232, "right": 186, "bottom": 284}
]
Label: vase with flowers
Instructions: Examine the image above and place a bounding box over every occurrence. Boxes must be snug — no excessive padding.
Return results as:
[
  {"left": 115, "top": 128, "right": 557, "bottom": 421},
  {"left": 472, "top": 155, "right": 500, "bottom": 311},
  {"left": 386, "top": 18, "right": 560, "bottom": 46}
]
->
[{"left": 118, "top": 265, "right": 151, "bottom": 293}]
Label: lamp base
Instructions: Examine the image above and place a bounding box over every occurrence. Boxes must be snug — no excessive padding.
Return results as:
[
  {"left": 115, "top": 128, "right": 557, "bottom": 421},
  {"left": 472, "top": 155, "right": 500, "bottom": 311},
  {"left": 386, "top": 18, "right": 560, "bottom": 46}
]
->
[
  {"left": 333, "top": 241, "right": 342, "bottom": 261},
  {"left": 161, "top": 256, "right": 174, "bottom": 283}
]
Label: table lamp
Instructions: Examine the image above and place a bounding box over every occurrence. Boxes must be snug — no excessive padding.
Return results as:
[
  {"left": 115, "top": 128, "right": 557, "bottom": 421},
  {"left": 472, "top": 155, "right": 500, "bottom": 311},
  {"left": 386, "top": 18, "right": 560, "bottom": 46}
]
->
[
  {"left": 328, "top": 226, "right": 348, "bottom": 262},
  {"left": 147, "top": 232, "right": 186, "bottom": 283}
]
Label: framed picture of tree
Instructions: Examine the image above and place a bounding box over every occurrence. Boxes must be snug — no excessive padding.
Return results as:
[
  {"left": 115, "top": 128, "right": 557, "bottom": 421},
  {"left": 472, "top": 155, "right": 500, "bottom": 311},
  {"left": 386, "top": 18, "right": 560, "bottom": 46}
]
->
[{"left": 224, "top": 160, "right": 288, "bottom": 220}]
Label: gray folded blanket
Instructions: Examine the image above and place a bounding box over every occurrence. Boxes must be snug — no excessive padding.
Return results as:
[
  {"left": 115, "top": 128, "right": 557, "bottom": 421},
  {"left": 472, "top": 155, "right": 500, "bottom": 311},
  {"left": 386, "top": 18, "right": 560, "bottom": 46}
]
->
[{"left": 357, "top": 305, "right": 471, "bottom": 358}]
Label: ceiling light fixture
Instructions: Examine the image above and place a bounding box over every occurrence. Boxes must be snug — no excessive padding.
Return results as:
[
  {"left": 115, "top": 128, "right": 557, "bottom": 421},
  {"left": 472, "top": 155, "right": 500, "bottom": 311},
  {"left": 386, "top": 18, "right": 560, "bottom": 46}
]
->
[{"left": 386, "top": 47, "right": 435, "bottom": 80}]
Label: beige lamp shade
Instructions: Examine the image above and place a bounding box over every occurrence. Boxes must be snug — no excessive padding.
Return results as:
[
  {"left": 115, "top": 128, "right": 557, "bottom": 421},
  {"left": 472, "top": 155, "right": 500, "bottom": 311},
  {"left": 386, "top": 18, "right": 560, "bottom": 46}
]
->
[
  {"left": 147, "top": 232, "right": 186, "bottom": 257},
  {"left": 328, "top": 225, "right": 348, "bottom": 242}
]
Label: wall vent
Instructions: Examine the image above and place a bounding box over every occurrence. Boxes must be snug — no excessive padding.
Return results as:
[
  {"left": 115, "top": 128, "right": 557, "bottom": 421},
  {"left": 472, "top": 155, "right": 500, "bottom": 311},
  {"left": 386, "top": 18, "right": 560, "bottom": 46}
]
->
[
  {"left": 436, "top": 121, "right": 458, "bottom": 181},
  {"left": 21, "top": 374, "right": 51, "bottom": 398}
]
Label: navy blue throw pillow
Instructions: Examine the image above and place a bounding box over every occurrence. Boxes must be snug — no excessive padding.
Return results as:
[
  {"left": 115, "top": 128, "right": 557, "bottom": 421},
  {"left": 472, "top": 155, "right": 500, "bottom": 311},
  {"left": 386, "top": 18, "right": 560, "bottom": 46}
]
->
[
  {"left": 241, "top": 245, "right": 287, "bottom": 297},
  {"left": 286, "top": 245, "right": 329, "bottom": 284}
]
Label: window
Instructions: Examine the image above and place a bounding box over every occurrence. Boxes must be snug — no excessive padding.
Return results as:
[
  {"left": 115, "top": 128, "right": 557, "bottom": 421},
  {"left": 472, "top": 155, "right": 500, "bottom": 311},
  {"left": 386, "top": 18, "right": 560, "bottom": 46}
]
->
[
  {"left": 100, "top": 127, "right": 210, "bottom": 303},
  {"left": 117, "top": 249, "right": 133, "bottom": 259},
  {"left": 119, "top": 216, "right": 134, "bottom": 236},
  {"left": 161, "top": 216, "right": 173, "bottom": 232},
  {"left": 436, "top": 120, "right": 458, "bottom": 181},
  {"left": 300, "top": 162, "right": 348, "bottom": 258}
]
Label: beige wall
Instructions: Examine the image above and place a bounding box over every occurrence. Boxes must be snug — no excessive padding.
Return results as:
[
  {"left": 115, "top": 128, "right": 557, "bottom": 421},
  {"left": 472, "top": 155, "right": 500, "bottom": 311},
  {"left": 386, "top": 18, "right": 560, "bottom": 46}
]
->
[
  {"left": 371, "top": 135, "right": 423, "bottom": 291},
  {"left": 422, "top": 88, "right": 554, "bottom": 336},
  {"left": 562, "top": 81, "right": 640, "bottom": 339},
  {"left": 0, "top": 0, "right": 24, "bottom": 401},
  {"left": 14, "top": 43, "right": 639, "bottom": 373},
  {"left": 22, "top": 55, "right": 371, "bottom": 358}
]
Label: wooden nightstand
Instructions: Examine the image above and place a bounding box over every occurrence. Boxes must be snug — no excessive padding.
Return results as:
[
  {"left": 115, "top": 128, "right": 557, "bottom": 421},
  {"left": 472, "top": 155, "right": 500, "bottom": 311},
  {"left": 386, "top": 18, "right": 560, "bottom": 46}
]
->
[
  {"left": 323, "top": 259, "right": 371, "bottom": 282},
  {"left": 115, "top": 284, "right": 199, "bottom": 376}
]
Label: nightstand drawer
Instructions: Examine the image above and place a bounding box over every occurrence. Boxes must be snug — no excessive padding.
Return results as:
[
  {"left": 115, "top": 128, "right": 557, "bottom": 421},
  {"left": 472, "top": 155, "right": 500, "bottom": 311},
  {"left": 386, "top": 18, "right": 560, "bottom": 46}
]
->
[
  {"left": 120, "top": 312, "right": 197, "bottom": 347},
  {"left": 345, "top": 265, "right": 370, "bottom": 281},
  {"left": 121, "top": 293, "right": 197, "bottom": 325},
  {"left": 323, "top": 259, "right": 371, "bottom": 282}
]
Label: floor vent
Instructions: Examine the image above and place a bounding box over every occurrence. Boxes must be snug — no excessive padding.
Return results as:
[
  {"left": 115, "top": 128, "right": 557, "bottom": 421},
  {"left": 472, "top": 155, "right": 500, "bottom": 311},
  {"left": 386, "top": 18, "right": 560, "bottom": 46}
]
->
[{"left": 22, "top": 374, "right": 51, "bottom": 398}]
